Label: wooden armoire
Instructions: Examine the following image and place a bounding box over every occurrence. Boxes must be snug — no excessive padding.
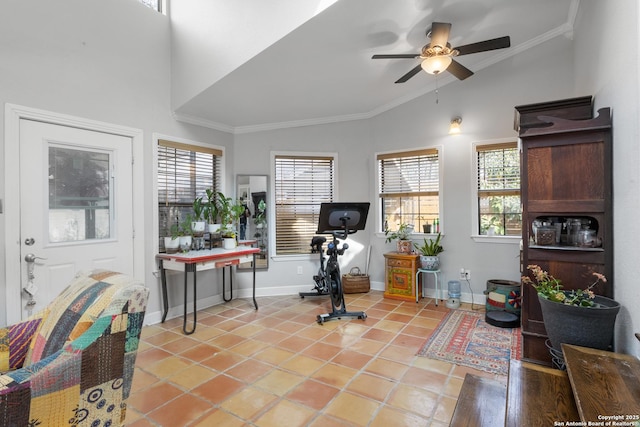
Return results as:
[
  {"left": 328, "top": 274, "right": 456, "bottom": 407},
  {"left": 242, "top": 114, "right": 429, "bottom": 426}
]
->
[{"left": 515, "top": 96, "right": 613, "bottom": 365}]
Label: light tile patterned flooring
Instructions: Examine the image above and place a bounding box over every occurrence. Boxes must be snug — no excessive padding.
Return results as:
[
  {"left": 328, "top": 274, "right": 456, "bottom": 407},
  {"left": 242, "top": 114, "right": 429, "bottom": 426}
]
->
[{"left": 126, "top": 291, "right": 506, "bottom": 426}]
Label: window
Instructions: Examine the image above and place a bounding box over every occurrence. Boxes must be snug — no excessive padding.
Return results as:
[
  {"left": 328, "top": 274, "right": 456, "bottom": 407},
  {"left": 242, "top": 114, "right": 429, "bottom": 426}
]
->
[
  {"left": 274, "top": 155, "right": 334, "bottom": 255},
  {"left": 378, "top": 149, "right": 440, "bottom": 233},
  {"left": 137, "top": 0, "right": 162, "bottom": 12},
  {"left": 157, "top": 139, "right": 222, "bottom": 251},
  {"left": 476, "top": 142, "right": 521, "bottom": 236}
]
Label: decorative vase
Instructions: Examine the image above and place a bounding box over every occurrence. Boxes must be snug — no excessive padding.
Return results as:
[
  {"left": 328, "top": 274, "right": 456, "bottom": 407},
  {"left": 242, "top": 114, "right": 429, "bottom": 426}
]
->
[
  {"left": 396, "top": 240, "right": 413, "bottom": 254},
  {"left": 419, "top": 255, "right": 440, "bottom": 270},
  {"left": 538, "top": 293, "right": 620, "bottom": 354}
]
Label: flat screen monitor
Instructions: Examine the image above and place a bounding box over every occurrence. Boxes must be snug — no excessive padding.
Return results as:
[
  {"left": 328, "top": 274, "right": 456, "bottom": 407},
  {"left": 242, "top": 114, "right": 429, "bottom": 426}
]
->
[{"left": 316, "top": 202, "right": 370, "bottom": 234}]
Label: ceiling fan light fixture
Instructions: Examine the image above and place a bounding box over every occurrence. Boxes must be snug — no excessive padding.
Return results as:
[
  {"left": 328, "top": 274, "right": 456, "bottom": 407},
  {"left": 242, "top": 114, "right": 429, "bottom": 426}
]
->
[
  {"left": 449, "top": 117, "right": 462, "bottom": 134},
  {"left": 421, "top": 55, "right": 452, "bottom": 75}
]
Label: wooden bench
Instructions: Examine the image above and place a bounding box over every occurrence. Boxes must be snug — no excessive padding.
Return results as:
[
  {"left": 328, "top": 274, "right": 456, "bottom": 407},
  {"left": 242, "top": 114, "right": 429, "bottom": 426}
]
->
[
  {"left": 449, "top": 374, "right": 506, "bottom": 427},
  {"left": 563, "top": 344, "right": 640, "bottom": 422},
  {"left": 506, "top": 359, "right": 579, "bottom": 426},
  {"left": 450, "top": 341, "right": 640, "bottom": 426}
]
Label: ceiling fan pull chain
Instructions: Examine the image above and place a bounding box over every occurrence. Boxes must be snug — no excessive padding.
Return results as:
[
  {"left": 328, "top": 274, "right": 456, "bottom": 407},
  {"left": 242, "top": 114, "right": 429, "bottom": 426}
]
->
[{"left": 435, "top": 75, "right": 440, "bottom": 104}]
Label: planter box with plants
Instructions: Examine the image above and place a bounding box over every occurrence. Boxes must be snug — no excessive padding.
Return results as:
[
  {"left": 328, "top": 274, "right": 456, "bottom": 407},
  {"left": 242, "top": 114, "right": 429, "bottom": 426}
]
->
[{"left": 414, "top": 232, "right": 443, "bottom": 270}]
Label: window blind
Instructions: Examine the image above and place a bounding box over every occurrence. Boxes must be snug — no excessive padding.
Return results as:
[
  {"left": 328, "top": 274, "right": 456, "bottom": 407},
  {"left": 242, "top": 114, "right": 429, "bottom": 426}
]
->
[
  {"left": 274, "top": 155, "right": 334, "bottom": 255},
  {"left": 378, "top": 149, "right": 439, "bottom": 197},
  {"left": 377, "top": 149, "right": 440, "bottom": 232},
  {"left": 476, "top": 142, "right": 521, "bottom": 235},
  {"left": 158, "top": 140, "right": 222, "bottom": 249},
  {"left": 477, "top": 142, "right": 519, "bottom": 194}
]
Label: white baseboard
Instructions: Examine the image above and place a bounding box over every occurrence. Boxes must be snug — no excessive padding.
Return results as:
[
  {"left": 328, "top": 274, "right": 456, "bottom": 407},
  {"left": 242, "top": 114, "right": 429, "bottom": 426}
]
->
[{"left": 143, "top": 280, "right": 486, "bottom": 325}]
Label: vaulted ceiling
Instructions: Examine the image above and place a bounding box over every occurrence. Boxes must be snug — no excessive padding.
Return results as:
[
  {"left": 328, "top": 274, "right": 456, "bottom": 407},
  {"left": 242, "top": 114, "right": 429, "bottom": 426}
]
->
[{"left": 171, "top": 0, "right": 578, "bottom": 134}]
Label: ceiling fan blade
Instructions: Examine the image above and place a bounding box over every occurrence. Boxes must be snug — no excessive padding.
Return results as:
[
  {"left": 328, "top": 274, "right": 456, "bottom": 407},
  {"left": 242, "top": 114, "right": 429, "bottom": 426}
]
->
[
  {"left": 454, "top": 36, "right": 511, "bottom": 56},
  {"left": 372, "top": 54, "right": 419, "bottom": 59},
  {"left": 395, "top": 64, "right": 423, "bottom": 84},
  {"left": 447, "top": 59, "right": 474, "bottom": 80},
  {"left": 429, "top": 22, "right": 451, "bottom": 49}
]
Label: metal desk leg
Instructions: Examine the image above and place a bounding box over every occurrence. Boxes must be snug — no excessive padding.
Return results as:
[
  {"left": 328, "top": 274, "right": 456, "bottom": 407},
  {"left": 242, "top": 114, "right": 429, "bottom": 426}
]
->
[
  {"left": 252, "top": 253, "right": 258, "bottom": 309},
  {"left": 159, "top": 259, "right": 169, "bottom": 323},
  {"left": 183, "top": 263, "right": 197, "bottom": 335},
  {"left": 222, "top": 266, "right": 233, "bottom": 302}
]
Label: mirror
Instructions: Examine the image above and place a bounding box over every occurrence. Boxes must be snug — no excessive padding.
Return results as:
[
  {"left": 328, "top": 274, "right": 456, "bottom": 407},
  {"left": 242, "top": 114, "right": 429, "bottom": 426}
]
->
[{"left": 237, "top": 175, "right": 268, "bottom": 270}]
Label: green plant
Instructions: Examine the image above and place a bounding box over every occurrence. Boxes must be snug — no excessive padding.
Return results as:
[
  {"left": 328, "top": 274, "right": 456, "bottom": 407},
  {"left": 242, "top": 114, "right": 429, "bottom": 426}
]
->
[
  {"left": 179, "top": 214, "right": 193, "bottom": 237},
  {"left": 170, "top": 223, "right": 182, "bottom": 239},
  {"left": 204, "top": 188, "right": 220, "bottom": 223},
  {"left": 254, "top": 199, "right": 266, "bottom": 227},
  {"left": 413, "top": 232, "right": 444, "bottom": 256},
  {"left": 230, "top": 200, "right": 246, "bottom": 224},
  {"left": 522, "top": 264, "right": 606, "bottom": 307},
  {"left": 192, "top": 197, "right": 205, "bottom": 221},
  {"left": 217, "top": 192, "right": 234, "bottom": 225},
  {"left": 384, "top": 223, "right": 414, "bottom": 243}
]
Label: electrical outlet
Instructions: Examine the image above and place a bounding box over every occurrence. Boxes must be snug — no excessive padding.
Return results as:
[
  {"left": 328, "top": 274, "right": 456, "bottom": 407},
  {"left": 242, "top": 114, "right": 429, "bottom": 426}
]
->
[
  {"left": 459, "top": 268, "right": 466, "bottom": 280},
  {"left": 464, "top": 270, "right": 471, "bottom": 280},
  {"left": 297, "top": 266, "right": 303, "bottom": 275}
]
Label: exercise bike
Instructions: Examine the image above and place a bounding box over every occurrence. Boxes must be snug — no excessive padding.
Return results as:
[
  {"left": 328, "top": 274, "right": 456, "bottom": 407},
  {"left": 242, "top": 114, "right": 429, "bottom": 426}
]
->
[
  {"left": 299, "top": 236, "right": 331, "bottom": 298},
  {"left": 306, "top": 202, "right": 370, "bottom": 324}
]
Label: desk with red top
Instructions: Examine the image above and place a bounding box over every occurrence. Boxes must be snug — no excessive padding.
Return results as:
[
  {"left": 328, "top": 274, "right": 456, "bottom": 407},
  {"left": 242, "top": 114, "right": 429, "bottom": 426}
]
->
[{"left": 156, "top": 246, "right": 260, "bottom": 334}]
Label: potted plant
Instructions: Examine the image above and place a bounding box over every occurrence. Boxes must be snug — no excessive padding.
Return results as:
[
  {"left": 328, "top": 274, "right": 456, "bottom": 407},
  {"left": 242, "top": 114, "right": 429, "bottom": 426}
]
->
[
  {"left": 191, "top": 197, "right": 206, "bottom": 236},
  {"left": 384, "top": 223, "right": 414, "bottom": 254},
  {"left": 164, "top": 223, "right": 181, "bottom": 254},
  {"left": 178, "top": 215, "right": 193, "bottom": 252},
  {"left": 254, "top": 199, "right": 266, "bottom": 229},
  {"left": 217, "top": 193, "right": 246, "bottom": 248},
  {"left": 419, "top": 217, "right": 431, "bottom": 234},
  {"left": 413, "top": 232, "right": 443, "bottom": 270},
  {"left": 204, "top": 189, "right": 221, "bottom": 234},
  {"left": 523, "top": 265, "right": 620, "bottom": 364}
]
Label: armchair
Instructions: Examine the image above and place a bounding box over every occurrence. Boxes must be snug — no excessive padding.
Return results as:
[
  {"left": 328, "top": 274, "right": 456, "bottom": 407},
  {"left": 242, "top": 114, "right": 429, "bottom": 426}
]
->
[{"left": 0, "top": 270, "right": 149, "bottom": 426}]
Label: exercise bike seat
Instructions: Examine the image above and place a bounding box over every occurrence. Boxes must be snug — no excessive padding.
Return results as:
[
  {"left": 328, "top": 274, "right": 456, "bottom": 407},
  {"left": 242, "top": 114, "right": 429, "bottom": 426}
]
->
[{"left": 310, "top": 236, "right": 327, "bottom": 252}]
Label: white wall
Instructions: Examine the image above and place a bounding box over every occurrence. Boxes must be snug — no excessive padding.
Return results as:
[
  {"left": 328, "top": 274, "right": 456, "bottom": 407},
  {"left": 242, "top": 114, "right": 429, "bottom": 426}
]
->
[
  {"left": 233, "top": 37, "right": 577, "bottom": 303},
  {"left": 170, "top": 0, "right": 338, "bottom": 111},
  {"left": 573, "top": 0, "right": 640, "bottom": 356},
  {"left": 0, "top": 0, "right": 233, "bottom": 326}
]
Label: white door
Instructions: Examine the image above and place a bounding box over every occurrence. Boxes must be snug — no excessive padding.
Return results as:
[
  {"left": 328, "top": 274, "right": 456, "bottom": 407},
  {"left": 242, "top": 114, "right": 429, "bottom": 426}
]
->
[{"left": 16, "top": 119, "right": 134, "bottom": 319}]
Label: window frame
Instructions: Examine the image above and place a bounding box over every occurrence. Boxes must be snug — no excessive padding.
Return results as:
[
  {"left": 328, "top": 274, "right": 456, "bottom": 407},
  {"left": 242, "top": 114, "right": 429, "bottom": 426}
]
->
[
  {"left": 153, "top": 134, "right": 225, "bottom": 252},
  {"left": 376, "top": 146, "right": 443, "bottom": 235},
  {"left": 471, "top": 138, "right": 522, "bottom": 243},
  {"left": 271, "top": 151, "right": 337, "bottom": 258}
]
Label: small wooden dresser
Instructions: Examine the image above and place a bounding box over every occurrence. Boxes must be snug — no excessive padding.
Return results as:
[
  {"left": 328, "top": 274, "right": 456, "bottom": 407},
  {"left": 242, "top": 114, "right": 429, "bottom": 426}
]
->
[{"left": 383, "top": 252, "right": 420, "bottom": 301}]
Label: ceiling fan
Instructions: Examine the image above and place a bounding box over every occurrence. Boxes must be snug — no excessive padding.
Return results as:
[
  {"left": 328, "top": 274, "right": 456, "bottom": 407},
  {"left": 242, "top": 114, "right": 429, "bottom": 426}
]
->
[{"left": 372, "top": 22, "right": 511, "bottom": 83}]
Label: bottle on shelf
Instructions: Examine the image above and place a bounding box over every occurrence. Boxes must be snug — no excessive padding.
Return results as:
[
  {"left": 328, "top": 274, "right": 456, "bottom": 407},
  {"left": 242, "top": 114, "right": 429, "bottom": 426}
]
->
[{"left": 433, "top": 218, "right": 439, "bottom": 233}]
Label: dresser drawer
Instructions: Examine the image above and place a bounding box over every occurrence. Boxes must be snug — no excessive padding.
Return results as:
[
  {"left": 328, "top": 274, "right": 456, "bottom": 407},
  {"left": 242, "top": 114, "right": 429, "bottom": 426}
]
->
[{"left": 387, "top": 258, "right": 413, "bottom": 268}]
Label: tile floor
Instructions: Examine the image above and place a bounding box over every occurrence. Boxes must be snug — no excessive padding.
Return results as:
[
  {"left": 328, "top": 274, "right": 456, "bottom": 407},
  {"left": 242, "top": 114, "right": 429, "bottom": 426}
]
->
[{"left": 126, "top": 291, "right": 506, "bottom": 426}]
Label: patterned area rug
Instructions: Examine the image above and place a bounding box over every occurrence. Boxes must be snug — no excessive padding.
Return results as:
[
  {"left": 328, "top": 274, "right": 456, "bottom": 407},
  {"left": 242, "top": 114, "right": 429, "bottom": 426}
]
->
[{"left": 417, "top": 309, "right": 521, "bottom": 375}]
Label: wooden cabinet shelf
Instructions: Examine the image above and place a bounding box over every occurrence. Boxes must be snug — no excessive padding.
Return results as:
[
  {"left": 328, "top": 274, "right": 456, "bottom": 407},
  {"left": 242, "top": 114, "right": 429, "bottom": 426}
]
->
[
  {"left": 528, "top": 245, "right": 604, "bottom": 252},
  {"left": 516, "top": 96, "right": 613, "bottom": 365}
]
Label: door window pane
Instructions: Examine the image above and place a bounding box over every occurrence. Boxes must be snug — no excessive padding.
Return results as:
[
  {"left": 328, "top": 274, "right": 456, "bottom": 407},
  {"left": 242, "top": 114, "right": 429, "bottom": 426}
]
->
[{"left": 48, "top": 146, "right": 111, "bottom": 242}]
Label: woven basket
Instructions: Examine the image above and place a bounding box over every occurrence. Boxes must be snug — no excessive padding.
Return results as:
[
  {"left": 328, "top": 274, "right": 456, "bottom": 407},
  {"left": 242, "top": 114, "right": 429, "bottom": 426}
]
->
[{"left": 342, "top": 267, "right": 370, "bottom": 293}]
